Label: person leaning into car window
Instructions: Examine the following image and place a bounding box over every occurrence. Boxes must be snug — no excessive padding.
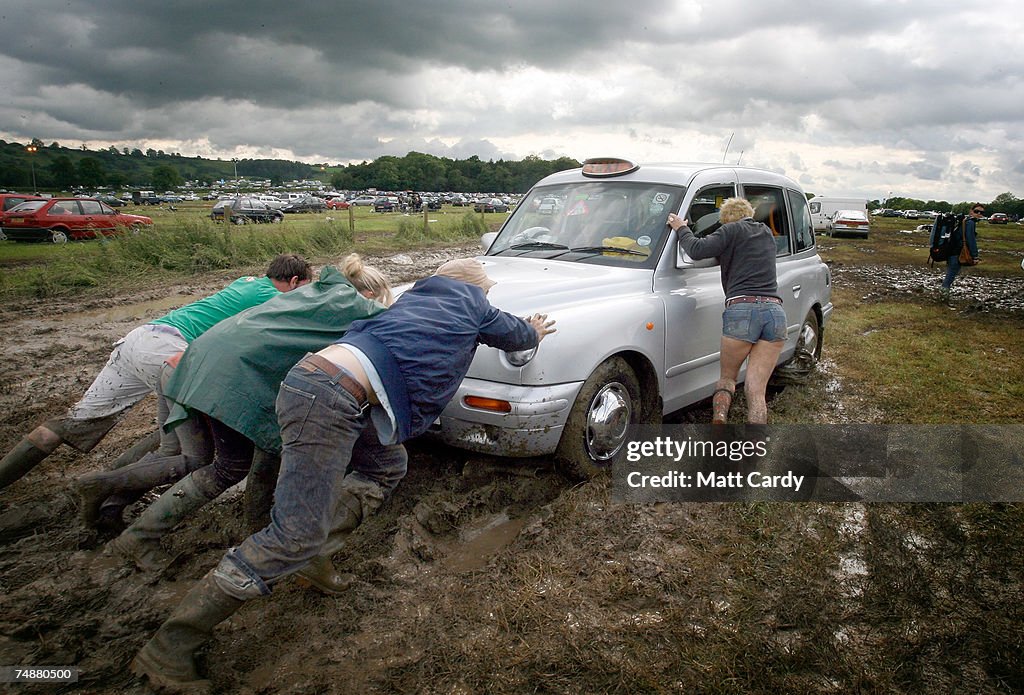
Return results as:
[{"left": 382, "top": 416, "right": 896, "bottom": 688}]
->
[{"left": 667, "top": 198, "right": 785, "bottom": 424}]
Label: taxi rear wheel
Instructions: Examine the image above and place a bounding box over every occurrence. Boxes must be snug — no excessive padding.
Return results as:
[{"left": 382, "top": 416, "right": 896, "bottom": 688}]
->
[
  {"left": 770, "top": 309, "right": 822, "bottom": 388},
  {"left": 556, "top": 356, "right": 640, "bottom": 480}
]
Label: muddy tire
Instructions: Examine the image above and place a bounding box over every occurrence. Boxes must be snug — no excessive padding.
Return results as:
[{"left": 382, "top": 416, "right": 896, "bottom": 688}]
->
[
  {"left": 771, "top": 309, "right": 822, "bottom": 387},
  {"left": 556, "top": 356, "right": 640, "bottom": 480}
]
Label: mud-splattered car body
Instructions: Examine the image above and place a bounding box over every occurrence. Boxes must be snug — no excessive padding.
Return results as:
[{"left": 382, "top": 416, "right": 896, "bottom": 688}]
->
[{"left": 428, "top": 159, "right": 833, "bottom": 478}]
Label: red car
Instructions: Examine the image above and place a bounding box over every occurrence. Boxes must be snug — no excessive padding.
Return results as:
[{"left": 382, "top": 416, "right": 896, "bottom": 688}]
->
[
  {"left": 0, "top": 197, "right": 153, "bottom": 243},
  {"left": 325, "top": 198, "right": 350, "bottom": 210}
]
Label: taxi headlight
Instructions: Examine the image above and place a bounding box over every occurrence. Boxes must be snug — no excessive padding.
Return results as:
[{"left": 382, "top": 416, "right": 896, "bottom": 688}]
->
[{"left": 504, "top": 347, "right": 537, "bottom": 367}]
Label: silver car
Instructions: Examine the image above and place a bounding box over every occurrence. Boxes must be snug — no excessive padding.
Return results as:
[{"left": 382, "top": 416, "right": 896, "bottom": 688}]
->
[{"left": 431, "top": 158, "right": 833, "bottom": 478}]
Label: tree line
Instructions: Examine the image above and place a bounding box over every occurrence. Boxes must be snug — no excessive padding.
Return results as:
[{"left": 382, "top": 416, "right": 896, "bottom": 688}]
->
[
  {"left": 0, "top": 140, "right": 580, "bottom": 195},
  {"left": 3, "top": 139, "right": 1020, "bottom": 215}
]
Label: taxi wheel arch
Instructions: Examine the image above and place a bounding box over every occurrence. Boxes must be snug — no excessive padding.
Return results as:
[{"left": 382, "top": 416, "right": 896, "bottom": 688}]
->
[{"left": 556, "top": 356, "right": 642, "bottom": 480}]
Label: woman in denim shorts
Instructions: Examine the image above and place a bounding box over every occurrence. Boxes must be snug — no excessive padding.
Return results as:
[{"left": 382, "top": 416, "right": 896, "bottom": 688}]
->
[{"left": 668, "top": 197, "right": 786, "bottom": 424}]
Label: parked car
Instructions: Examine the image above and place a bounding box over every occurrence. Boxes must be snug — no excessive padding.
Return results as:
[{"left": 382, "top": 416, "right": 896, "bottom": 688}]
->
[
  {"left": 1, "top": 198, "right": 153, "bottom": 243},
  {"left": 94, "top": 194, "right": 127, "bottom": 207},
  {"left": 536, "top": 196, "right": 561, "bottom": 215},
  {"left": 901, "top": 209, "right": 922, "bottom": 219},
  {"left": 209, "top": 197, "right": 284, "bottom": 224},
  {"left": 473, "top": 197, "right": 510, "bottom": 213},
  {"left": 281, "top": 196, "right": 327, "bottom": 214},
  {"left": 988, "top": 212, "right": 1009, "bottom": 224},
  {"left": 373, "top": 196, "right": 400, "bottom": 212},
  {"left": 422, "top": 158, "right": 832, "bottom": 479},
  {"left": 254, "top": 195, "right": 287, "bottom": 210},
  {"left": 348, "top": 195, "right": 378, "bottom": 206},
  {"left": 875, "top": 209, "right": 900, "bottom": 217},
  {"left": 828, "top": 210, "right": 870, "bottom": 238},
  {"left": 325, "top": 197, "right": 351, "bottom": 210},
  {"left": 0, "top": 193, "right": 44, "bottom": 213}
]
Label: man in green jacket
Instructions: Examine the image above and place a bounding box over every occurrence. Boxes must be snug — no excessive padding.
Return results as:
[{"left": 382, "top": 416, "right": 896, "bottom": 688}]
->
[
  {"left": 0, "top": 254, "right": 312, "bottom": 491},
  {"left": 75, "top": 255, "right": 394, "bottom": 593}
]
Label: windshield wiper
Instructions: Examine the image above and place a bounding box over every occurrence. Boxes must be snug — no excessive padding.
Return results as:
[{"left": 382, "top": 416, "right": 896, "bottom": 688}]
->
[
  {"left": 508, "top": 241, "right": 570, "bottom": 250},
  {"left": 569, "top": 245, "right": 647, "bottom": 257}
]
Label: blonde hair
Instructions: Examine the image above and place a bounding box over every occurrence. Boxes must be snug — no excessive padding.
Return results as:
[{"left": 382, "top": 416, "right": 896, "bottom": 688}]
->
[
  {"left": 341, "top": 253, "right": 394, "bottom": 306},
  {"left": 719, "top": 197, "right": 755, "bottom": 224}
]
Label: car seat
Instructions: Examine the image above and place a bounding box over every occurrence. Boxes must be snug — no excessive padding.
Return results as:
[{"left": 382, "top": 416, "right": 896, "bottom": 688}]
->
[{"left": 754, "top": 201, "right": 789, "bottom": 253}]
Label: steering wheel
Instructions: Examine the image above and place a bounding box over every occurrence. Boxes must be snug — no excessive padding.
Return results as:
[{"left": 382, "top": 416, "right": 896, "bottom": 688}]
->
[{"left": 508, "top": 226, "right": 553, "bottom": 245}]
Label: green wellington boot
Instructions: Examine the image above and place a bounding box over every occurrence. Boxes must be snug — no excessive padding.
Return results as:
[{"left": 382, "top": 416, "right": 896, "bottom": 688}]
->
[
  {"left": 132, "top": 572, "right": 243, "bottom": 693},
  {"left": 294, "top": 490, "right": 361, "bottom": 595},
  {"left": 106, "top": 473, "right": 215, "bottom": 572},
  {"left": 72, "top": 453, "right": 202, "bottom": 527}
]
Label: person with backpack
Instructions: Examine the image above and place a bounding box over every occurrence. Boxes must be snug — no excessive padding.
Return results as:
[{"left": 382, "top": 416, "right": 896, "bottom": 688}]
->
[{"left": 939, "top": 204, "right": 982, "bottom": 300}]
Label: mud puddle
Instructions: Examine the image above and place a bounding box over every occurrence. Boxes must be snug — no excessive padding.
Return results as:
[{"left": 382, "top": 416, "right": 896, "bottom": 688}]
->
[
  {"left": 830, "top": 263, "right": 1024, "bottom": 312},
  {"left": 61, "top": 295, "right": 193, "bottom": 323}
]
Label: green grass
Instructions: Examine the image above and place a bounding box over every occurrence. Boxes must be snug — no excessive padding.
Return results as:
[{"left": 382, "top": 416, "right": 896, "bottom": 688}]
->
[
  {"left": 822, "top": 285, "right": 1024, "bottom": 422},
  {"left": 821, "top": 215, "right": 1024, "bottom": 273},
  {"left": 0, "top": 204, "right": 505, "bottom": 299}
]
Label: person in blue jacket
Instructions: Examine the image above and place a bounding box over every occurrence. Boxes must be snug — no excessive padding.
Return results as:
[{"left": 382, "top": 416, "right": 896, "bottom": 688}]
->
[{"left": 130, "top": 258, "right": 556, "bottom": 691}]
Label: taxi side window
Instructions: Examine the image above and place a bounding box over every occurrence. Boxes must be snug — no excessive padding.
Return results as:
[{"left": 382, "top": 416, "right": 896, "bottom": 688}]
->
[
  {"left": 742, "top": 185, "right": 791, "bottom": 256},
  {"left": 686, "top": 184, "right": 735, "bottom": 238},
  {"left": 787, "top": 189, "right": 815, "bottom": 252}
]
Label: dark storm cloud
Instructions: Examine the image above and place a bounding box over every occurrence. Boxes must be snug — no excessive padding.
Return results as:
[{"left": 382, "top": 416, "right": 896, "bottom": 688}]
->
[
  {"left": 0, "top": 0, "right": 1022, "bottom": 198},
  {"left": 1, "top": 0, "right": 675, "bottom": 108}
]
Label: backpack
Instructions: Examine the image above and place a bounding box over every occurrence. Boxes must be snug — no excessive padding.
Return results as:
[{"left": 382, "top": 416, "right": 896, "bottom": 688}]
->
[{"left": 928, "top": 213, "right": 961, "bottom": 265}]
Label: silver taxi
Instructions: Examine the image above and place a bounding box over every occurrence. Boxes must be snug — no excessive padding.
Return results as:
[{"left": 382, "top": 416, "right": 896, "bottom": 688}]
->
[{"left": 433, "top": 158, "right": 833, "bottom": 478}]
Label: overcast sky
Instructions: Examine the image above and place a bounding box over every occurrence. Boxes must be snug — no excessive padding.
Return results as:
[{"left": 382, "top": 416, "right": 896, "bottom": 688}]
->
[{"left": 1, "top": 0, "right": 1021, "bottom": 202}]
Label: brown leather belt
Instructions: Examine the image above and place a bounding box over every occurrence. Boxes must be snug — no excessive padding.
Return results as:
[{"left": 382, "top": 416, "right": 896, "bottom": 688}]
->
[
  {"left": 725, "top": 295, "right": 782, "bottom": 307},
  {"left": 296, "top": 353, "right": 368, "bottom": 407}
]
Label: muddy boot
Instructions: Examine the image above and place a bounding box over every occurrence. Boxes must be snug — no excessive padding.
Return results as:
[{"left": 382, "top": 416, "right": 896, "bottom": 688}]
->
[
  {"left": 72, "top": 453, "right": 203, "bottom": 528},
  {"left": 132, "top": 571, "right": 243, "bottom": 693},
  {"left": 711, "top": 383, "right": 735, "bottom": 426},
  {"left": 294, "top": 555, "right": 355, "bottom": 595},
  {"left": 109, "top": 429, "right": 161, "bottom": 471},
  {"left": 106, "top": 473, "right": 215, "bottom": 572},
  {"left": 294, "top": 491, "right": 360, "bottom": 595},
  {"left": 0, "top": 427, "right": 63, "bottom": 490},
  {"left": 242, "top": 449, "right": 281, "bottom": 534}
]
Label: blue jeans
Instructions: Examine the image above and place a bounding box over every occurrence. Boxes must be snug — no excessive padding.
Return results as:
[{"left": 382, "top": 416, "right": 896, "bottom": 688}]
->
[
  {"left": 723, "top": 302, "right": 787, "bottom": 343},
  {"left": 213, "top": 362, "right": 408, "bottom": 599},
  {"left": 942, "top": 254, "right": 960, "bottom": 289}
]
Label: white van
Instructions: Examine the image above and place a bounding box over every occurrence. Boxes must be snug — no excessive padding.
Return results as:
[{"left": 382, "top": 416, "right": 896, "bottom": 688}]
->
[{"left": 808, "top": 196, "right": 868, "bottom": 232}]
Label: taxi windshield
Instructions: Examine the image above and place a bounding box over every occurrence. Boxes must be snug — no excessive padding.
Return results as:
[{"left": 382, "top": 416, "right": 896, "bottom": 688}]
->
[{"left": 487, "top": 182, "right": 684, "bottom": 268}]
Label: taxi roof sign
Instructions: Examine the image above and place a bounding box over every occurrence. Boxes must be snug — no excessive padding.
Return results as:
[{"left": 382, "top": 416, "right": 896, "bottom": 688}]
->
[{"left": 581, "top": 158, "right": 639, "bottom": 178}]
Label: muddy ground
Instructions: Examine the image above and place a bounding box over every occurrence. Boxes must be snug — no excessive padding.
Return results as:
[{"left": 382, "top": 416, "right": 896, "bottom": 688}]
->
[{"left": 0, "top": 246, "right": 1021, "bottom": 694}]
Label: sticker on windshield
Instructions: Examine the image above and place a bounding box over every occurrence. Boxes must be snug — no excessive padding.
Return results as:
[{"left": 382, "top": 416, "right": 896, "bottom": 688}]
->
[
  {"left": 566, "top": 200, "right": 589, "bottom": 216},
  {"left": 637, "top": 235, "right": 652, "bottom": 247},
  {"left": 653, "top": 193, "right": 670, "bottom": 205}
]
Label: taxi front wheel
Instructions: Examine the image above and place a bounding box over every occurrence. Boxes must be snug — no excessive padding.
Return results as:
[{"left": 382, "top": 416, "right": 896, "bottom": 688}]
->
[{"left": 556, "top": 356, "right": 640, "bottom": 481}]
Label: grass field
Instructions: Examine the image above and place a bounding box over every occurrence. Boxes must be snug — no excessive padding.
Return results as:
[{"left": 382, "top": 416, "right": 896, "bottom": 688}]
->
[{"left": 0, "top": 202, "right": 505, "bottom": 298}]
